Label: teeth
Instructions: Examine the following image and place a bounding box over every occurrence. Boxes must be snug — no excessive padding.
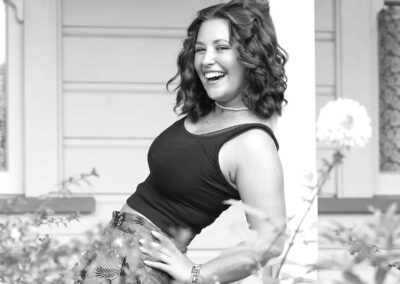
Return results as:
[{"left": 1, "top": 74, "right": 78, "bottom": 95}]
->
[{"left": 205, "top": 72, "right": 225, "bottom": 79}]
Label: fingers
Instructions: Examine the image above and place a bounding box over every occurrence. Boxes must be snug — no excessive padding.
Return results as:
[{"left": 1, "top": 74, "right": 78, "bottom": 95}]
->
[
  {"left": 139, "top": 247, "right": 170, "bottom": 264},
  {"left": 140, "top": 238, "right": 173, "bottom": 275},
  {"left": 140, "top": 238, "right": 171, "bottom": 255},
  {"left": 151, "top": 231, "right": 170, "bottom": 245},
  {"left": 143, "top": 260, "right": 171, "bottom": 274},
  {"left": 151, "top": 231, "right": 177, "bottom": 251},
  {"left": 139, "top": 239, "right": 171, "bottom": 262}
]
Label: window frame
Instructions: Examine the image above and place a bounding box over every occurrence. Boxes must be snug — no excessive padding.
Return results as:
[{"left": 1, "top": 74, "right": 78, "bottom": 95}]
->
[{"left": 317, "top": 0, "right": 400, "bottom": 203}]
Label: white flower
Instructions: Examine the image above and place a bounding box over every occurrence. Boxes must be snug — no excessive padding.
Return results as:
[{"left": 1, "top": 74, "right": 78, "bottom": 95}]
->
[{"left": 316, "top": 98, "right": 372, "bottom": 149}]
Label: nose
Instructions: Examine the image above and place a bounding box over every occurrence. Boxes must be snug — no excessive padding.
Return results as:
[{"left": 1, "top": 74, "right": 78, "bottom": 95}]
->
[{"left": 202, "top": 49, "right": 216, "bottom": 66}]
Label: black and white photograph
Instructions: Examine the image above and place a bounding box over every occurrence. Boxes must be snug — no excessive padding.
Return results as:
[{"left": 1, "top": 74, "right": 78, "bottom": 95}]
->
[{"left": 0, "top": 0, "right": 399, "bottom": 283}]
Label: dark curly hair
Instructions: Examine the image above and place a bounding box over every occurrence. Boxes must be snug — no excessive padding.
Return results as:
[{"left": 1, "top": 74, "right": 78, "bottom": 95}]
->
[{"left": 167, "top": 0, "right": 288, "bottom": 122}]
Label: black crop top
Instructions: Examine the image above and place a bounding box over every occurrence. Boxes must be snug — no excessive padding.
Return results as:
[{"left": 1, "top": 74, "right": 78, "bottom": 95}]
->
[{"left": 126, "top": 116, "right": 279, "bottom": 236}]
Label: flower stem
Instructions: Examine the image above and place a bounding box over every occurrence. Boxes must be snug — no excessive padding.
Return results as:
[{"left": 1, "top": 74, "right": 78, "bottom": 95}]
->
[{"left": 274, "top": 150, "right": 344, "bottom": 278}]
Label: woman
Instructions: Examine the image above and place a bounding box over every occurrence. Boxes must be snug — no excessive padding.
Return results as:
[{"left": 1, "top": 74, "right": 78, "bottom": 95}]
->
[{"left": 74, "top": 0, "right": 287, "bottom": 283}]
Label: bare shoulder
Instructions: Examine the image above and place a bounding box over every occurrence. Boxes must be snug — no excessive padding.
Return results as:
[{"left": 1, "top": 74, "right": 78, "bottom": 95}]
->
[
  {"left": 232, "top": 128, "right": 279, "bottom": 157},
  {"left": 230, "top": 128, "right": 282, "bottom": 182},
  {"left": 218, "top": 126, "right": 282, "bottom": 190}
]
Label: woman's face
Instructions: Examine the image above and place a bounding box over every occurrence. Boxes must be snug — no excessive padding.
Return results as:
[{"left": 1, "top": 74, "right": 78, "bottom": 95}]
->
[{"left": 194, "top": 18, "right": 246, "bottom": 107}]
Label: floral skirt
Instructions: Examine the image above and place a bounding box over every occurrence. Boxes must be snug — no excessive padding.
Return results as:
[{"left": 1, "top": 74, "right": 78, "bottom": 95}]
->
[{"left": 74, "top": 211, "right": 188, "bottom": 284}]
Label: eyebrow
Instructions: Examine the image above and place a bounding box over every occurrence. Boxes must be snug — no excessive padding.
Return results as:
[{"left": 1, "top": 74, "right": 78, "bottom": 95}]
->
[{"left": 195, "top": 39, "right": 230, "bottom": 45}]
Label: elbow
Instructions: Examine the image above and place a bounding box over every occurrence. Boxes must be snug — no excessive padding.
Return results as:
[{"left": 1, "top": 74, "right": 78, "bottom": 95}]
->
[
  {"left": 267, "top": 235, "right": 286, "bottom": 258},
  {"left": 254, "top": 233, "right": 288, "bottom": 266}
]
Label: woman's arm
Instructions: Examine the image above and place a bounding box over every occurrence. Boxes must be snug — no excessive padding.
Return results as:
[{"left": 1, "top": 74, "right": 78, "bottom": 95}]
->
[
  {"left": 197, "top": 129, "right": 287, "bottom": 283},
  {"left": 140, "top": 129, "right": 287, "bottom": 283}
]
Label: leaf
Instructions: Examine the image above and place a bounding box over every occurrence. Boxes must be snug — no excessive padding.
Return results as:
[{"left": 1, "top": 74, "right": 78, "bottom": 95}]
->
[
  {"left": 82, "top": 177, "right": 92, "bottom": 186},
  {"left": 342, "top": 271, "right": 365, "bottom": 284},
  {"left": 91, "top": 167, "right": 100, "bottom": 177},
  {"left": 307, "top": 262, "right": 335, "bottom": 272},
  {"left": 291, "top": 277, "right": 318, "bottom": 284},
  {"left": 375, "top": 267, "right": 388, "bottom": 284},
  {"left": 133, "top": 216, "right": 145, "bottom": 226},
  {"left": 385, "top": 203, "right": 398, "bottom": 219},
  {"left": 119, "top": 256, "right": 130, "bottom": 277},
  {"left": 94, "top": 266, "right": 119, "bottom": 280},
  {"left": 389, "top": 260, "right": 400, "bottom": 270},
  {"left": 319, "top": 231, "right": 339, "bottom": 242}
]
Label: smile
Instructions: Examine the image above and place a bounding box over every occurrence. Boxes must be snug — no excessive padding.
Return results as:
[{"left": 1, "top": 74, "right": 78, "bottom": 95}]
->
[{"left": 204, "top": 71, "right": 226, "bottom": 84}]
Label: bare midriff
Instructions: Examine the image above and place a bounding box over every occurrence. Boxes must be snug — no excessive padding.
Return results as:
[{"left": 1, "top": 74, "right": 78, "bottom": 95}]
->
[{"left": 120, "top": 203, "right": 157, "bottom": 226}]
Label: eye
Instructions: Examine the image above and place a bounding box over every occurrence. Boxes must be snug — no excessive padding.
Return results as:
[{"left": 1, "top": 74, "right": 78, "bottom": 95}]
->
[
  {"left": 216, "top": 45, "right": 230, "bottom": 52},
  {"left": 195, "top": 46, "right": 205, "bottom": 53}
]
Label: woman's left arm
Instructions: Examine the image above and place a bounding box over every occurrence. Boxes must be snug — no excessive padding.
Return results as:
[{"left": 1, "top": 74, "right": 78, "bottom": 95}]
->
[{"left": 141, "top": 129, "right": 287, "bottom": 283}]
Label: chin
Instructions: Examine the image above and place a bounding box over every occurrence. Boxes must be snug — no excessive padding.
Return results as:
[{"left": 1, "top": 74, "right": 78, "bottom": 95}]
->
[
  {"left": 205, "top": 90, "right": 227, "bottom": 101},
  {"left": 205, "top": 92, "right": 221, "bottom": 101}
]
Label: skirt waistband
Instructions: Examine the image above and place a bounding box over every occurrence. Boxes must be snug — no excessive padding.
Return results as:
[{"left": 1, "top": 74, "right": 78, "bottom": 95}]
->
[{"left": 111, "top": 211, "right": 189, "bottom": 253}]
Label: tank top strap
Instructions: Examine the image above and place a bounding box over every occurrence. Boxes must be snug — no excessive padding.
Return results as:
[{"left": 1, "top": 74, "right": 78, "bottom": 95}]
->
[
  {"left": 178, "top": 117, "right": 279, "bottom": 153},
  {"left": 213, "top": 123, "right": 279, "bottom": 152}
]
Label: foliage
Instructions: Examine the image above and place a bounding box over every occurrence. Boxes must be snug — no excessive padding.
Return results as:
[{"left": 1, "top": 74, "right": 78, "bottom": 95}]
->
[
  {"left": 312, "top": 98, "right": 400, "bottom": 283},
  {"left": 0, "top": 213, "right": 82, "bottom": 283},
  {"left": 316, "top": 204, "right": 400, "bottom": 284},
  {"left": 0, "top": 169, "right": 99, "bottom": 283}
]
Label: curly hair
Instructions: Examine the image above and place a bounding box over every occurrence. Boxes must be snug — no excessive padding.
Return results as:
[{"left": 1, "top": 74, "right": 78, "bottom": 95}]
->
[{"left": 167, "top": 0, "right": 288, "bottom": 122}]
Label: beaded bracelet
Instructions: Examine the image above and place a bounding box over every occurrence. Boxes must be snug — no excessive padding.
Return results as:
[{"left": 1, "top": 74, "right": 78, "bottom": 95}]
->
[{"left": 189, "top": 264, "right": 202, "bottom": 284}]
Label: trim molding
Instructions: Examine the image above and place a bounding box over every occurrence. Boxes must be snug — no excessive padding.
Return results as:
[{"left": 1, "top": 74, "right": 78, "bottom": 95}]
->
[
  {"left": 63, "top": 26, "right": 186, "bottom": 39},
  {"left": 63, "top": 138, "right": 153, "bottom": 148},
  {"left": 385, "top": 0, "right": 400, "bottom": 6},
  {"left": 63, "top": 81, "right": 174, "bottom": 93},
  {"left": 0, "top": 196, "right": 95, "bottom": 214},
  {"left": 319, "top": 197, "right": 400, "bottom": 214},
  {"left": 315, "top": 31, "right": 335, "bottom": 41}
]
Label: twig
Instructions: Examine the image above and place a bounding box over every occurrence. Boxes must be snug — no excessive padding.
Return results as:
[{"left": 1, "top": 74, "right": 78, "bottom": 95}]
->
[{"left": 274, "top": 150, "right": 344, "bottom": 277}]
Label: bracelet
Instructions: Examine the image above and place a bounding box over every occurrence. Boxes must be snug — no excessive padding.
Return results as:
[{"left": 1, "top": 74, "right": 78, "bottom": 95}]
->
[{"left": 189, "top": 264, "right": 202, "bottom": 284}]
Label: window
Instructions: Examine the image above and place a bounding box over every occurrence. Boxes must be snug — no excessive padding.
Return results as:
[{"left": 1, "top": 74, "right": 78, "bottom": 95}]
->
[{"left": 316, "top": 0, "right": 400, "bottom": 200}]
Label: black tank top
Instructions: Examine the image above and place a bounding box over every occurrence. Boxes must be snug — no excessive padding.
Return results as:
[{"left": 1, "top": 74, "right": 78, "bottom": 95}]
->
[{"left": 126, "top": 116, "right": 279, "bottom": 236}]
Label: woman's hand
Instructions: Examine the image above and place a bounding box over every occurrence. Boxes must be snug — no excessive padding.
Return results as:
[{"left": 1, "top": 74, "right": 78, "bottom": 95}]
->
[{"left": 139, "top": 230, "right": 194, "bottom": 283}]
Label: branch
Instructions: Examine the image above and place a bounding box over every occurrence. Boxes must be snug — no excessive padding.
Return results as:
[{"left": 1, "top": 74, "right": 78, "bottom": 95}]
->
[{"left": 274, "top": 150, "right": 344, "bottom": 277}]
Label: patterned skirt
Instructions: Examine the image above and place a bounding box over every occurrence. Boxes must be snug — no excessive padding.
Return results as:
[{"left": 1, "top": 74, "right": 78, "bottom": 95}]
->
[{"left": 74, "top": 211, "right": 189, "bottom": 284}]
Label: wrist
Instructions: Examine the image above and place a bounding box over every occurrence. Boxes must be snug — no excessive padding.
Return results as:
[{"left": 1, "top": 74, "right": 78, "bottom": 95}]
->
[{"left": 187, "top": 263, "right": 202, "bottom": 284}]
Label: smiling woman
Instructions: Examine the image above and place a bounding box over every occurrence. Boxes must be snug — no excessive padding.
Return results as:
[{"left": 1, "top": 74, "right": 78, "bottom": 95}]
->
[
  {"left": 74, "top": 0, "right": 288, "bottom": 283},
  {"left": 193, "top": 19, "right": 246, "bottom": 107},
  {"left": 169, "top": 0, "right": 287, "bottom": 125}
]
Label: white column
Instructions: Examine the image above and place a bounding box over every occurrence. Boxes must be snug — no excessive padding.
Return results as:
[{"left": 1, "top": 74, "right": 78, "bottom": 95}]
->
[
  {"left": 271, "top": 0, "right": 317, "bottom": 280},
  {"left": 24, "top": 0, "right": 61, "bottom": 196},
  {"left": 2, "top": 0, "right": 24, "bottom": 194}
]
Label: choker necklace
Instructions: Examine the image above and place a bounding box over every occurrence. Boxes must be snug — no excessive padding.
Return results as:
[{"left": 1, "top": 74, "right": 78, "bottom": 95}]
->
[{"left": 215, "top": 102, "right": 248, "bottom": 111}]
